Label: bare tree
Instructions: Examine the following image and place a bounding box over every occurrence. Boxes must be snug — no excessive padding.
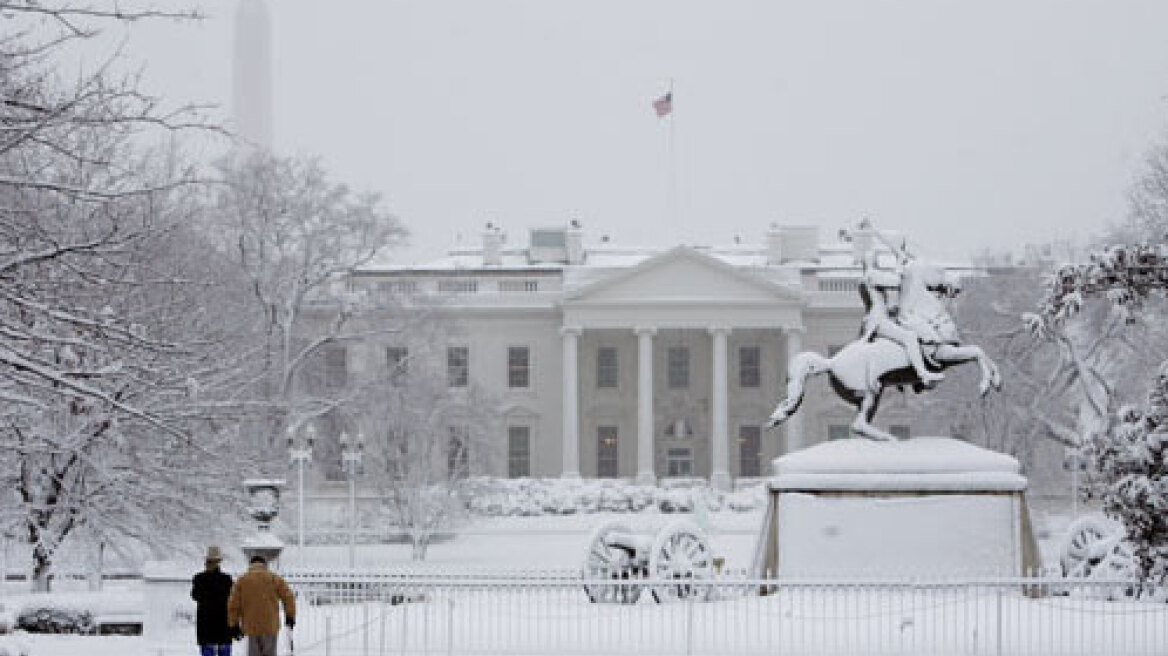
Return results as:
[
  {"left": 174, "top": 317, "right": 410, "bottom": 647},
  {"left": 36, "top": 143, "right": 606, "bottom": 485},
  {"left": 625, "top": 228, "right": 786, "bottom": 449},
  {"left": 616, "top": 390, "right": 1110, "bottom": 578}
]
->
[
  {"left": 349, "top": 331, "right": 499, "bottom": 560},
  {"left": 0, "top": 2, "right": 252, "bottom": 589},
  {"left": 930, "top": 266, "right": 1156, "bottom": 461},
  {"left": 1024, "top": 133, "right": 1168, "bottom": 582},
  {"left": 205, "top": 151, "right": 407, "bottom": 465}
]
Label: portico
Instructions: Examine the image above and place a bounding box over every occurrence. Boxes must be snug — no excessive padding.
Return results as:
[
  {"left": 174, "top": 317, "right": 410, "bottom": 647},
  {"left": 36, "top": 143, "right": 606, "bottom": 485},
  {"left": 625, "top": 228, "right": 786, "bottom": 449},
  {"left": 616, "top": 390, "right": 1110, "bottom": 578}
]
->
[{"left": 559, "top": 247, "right": 806, "bottom": 489}]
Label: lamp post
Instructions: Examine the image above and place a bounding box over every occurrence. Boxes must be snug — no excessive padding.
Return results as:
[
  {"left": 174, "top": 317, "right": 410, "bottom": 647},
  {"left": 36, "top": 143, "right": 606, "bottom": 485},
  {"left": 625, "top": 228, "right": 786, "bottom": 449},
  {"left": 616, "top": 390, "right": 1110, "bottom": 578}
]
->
[
  {"left": 287, "top": 424, "right": 315, "bottom": 567},
  {"left": 340, "top": 430, "right": 364, "bottom": 569}
]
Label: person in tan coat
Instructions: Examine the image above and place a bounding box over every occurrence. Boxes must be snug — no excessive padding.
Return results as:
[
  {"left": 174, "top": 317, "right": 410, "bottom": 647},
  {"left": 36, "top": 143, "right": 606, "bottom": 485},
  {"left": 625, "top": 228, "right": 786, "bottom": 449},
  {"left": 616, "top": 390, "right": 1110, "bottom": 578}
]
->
[{"left": 227, "top": 555, "right": 296, "bottom": 656}]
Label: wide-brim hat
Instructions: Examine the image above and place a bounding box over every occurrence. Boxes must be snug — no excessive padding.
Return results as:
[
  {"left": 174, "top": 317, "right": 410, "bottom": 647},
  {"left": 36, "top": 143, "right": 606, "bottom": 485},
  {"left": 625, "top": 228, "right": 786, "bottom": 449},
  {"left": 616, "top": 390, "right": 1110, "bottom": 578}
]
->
[{"left": 205, "top": 545, "right": 224, "bottom": 562}]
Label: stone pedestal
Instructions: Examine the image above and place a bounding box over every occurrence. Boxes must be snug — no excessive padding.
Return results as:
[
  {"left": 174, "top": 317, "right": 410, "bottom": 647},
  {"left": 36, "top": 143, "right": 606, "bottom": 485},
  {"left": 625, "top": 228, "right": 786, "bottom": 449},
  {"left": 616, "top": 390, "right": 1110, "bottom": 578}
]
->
[
  {"left": 752, "top": 437, "right": 1041, "bottom": 579},
  {"left": 241, "top": 531, "right": 285, "bottom": 568}
]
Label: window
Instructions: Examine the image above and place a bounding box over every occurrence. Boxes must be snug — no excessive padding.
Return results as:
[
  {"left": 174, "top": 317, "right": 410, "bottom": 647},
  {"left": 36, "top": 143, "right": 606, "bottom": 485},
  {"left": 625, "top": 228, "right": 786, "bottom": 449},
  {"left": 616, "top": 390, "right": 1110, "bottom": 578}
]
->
[
  {"left": 667, "top": 346, "right": 690, "bottom": 389},
  {"left": 498, "top": 279, "right": 540, "bottom": 293},
  {"left": 597, "top": 426, "right": 619, "bottom": 478},
  {"left": 665, "top": 417, "right": 694, "bottom": 439},
  {"left": 437, "top": 279, "right": 478, "bottom": 293},
  {"left": 447, "top": 346, "right": 469, "bottom": 387},
  {"left": 890, "top": 424, "right": 910, "bottom": 439},
  {"left": 531, "top": 229, "right": 566, "bottom": 248},
  {"left": 319, "top": 411, "right": 347, "bottom": 481},
  {"left": 447, "top": 425, "right": 470, "bottom": 479},
  {"left": 739, "top": 346, "right": 761, "bottom": 388},
  {"left": 386, "top": 346, "right": 408, "bottom": 385},
  {"left": 596, "top": 347, "right": 619, "bottom": 389},
  {"left": 323, "top": 346, "right": 347, "bottom": 389},
  {"left": 386, "top": 428, "right": 407, "bottom": 481},
  {"left": 666, "top": 447, "right": 693, "bottom": 477},
  {"left": 508, "top": 426, "right": 531, "bottom": 478},
  {"left": 828, "top": 424, "right": 851, "bottom": 440},
  {"left": 507, "top": 346, "right": 530, "bottom": 388},
  {"left": 738, "top": 425, "right": 762, "bottom": 477},
  {"left": 377, "top": 280, "right": 418, "bottom": 296}
]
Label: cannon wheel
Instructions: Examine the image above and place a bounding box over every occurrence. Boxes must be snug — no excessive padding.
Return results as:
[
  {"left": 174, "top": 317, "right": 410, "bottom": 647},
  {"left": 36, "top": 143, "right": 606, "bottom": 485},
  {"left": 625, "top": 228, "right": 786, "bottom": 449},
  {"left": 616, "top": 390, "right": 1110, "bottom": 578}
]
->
[
  {"left": 581, "top": 521, "right": 643, "bottom": 604},
  {"left": 1061, "top": 515, "right": 1130, "bottom": 579},
  {"left": 648, "top": 520, "right": 713, "bottom": 603}
]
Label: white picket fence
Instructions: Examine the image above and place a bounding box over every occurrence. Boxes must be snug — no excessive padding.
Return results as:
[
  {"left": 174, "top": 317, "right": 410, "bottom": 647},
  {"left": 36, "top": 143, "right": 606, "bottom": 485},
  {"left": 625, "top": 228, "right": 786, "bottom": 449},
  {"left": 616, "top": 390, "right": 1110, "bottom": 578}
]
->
[{"left": 144, "top": 569, "right": 1168, "bottom": 655}]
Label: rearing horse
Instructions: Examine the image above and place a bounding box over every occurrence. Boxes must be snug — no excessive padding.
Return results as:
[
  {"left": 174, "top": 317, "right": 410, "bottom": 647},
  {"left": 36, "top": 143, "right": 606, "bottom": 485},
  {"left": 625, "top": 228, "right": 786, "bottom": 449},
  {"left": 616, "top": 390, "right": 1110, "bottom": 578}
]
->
[{"left": 766, "top": 260, "right": 1001, "bottom": 441}]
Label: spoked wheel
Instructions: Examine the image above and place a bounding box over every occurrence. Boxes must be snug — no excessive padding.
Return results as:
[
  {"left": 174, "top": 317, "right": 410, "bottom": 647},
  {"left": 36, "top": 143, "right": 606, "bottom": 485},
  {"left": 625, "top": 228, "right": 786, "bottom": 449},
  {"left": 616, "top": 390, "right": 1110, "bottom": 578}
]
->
[
  {"left": 582, "top": 521, "right": 643, "bottom": 604},
  {"left": 648, "top": 521, "right": 713, "bottom": 603},
  {"left": 1061, "top": 516, "right": 1124, "bottom": 579},
  {"left": 1101, "top": 541, "right": 1136, "bottom": 579}
]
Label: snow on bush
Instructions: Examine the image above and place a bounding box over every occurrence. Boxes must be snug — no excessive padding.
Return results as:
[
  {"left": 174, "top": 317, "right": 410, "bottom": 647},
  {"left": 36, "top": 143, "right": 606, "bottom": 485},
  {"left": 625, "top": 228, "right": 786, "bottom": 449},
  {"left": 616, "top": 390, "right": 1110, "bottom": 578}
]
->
[
  {"left": 464, "top": 478, "right": 765, "bottom": 517},
  {"left": 1082, "top": 361, "right": 1168, "bottom": 585},
  {"left": 16, "top": 604, "right": 95, "bottom": 635}
]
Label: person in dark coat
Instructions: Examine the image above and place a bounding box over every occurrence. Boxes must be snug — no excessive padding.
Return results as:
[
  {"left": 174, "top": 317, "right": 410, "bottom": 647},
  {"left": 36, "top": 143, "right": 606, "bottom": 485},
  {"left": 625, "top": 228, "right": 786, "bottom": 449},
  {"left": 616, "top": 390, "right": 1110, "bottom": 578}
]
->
[{"left": 191, "top": 545, "right": 234, "bottom": 656}]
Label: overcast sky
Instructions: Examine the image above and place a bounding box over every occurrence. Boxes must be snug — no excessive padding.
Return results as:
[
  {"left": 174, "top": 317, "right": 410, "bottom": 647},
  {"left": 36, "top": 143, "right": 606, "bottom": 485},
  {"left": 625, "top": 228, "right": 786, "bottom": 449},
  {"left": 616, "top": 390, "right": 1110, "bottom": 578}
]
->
[{"left": 104, "top": 1, "right": 1168, "bottom": 263}]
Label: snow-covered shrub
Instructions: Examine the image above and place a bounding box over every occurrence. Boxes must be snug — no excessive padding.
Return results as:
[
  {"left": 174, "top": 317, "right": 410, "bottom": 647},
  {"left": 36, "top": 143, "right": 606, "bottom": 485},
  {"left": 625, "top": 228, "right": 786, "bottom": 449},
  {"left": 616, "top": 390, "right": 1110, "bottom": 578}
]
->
[
  {"left": 16, "top": 604, "right": 95, "bottom": 634},
  {"left": 655, "top": 488, "right": 694, "bottom": 513},
  {"left": 463, "top": 477, "right": 763, "bottom": 516},
  {"left": 725, "top": 486, "right": 766, "bottom": 512},
  {"left": 627, "top": 486, "right": 656, "bottom": 512},
  {"left": 1082, "top": 362, "right": 1168, "bottom": 584}
]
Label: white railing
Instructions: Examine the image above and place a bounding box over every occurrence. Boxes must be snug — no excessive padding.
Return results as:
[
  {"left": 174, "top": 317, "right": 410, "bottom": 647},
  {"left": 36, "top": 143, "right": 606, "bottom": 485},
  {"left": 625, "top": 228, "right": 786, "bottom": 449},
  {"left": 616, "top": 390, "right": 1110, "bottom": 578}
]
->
[
  {"left": 818, "top": 278, "right": 860, "bottom": 293},
  {"left": 144, "top": 570, "right": 1168, "bottom": 655}
]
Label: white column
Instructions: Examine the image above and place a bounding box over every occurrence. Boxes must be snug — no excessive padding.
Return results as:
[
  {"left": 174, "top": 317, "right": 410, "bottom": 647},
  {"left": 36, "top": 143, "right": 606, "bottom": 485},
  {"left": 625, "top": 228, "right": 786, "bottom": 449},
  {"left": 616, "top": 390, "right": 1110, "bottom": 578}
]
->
[
  {"left": 561, "top": 326, "right": 582, "bottom": 479},
  {"left": 784, "top": 328, "right": 806, "bottom": 453},
  {"left": 709, "top": 326, "right": 732, "bottom": 491},
  {"left": 634, "top": 326, "right": 657, "bottom": 486}
]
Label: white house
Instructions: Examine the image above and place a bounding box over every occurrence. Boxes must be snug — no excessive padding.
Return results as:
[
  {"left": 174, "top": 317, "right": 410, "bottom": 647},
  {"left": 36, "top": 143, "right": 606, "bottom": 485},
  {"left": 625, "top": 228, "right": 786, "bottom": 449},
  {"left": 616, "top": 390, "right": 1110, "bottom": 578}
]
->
[{"left": 343, "top": 223, "right": 950, "bottom": 490}]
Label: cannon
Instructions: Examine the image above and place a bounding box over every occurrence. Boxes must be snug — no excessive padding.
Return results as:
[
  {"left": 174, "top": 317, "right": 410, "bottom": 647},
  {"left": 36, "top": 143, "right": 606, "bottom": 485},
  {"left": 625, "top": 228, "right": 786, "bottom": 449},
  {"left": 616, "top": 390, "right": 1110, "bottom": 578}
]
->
[
  {"left": 581, "top": 519, "right": 714, "bottom": 604},
  {"left": 1060, "top": 515, "right": 1135, "bottom": 580}
]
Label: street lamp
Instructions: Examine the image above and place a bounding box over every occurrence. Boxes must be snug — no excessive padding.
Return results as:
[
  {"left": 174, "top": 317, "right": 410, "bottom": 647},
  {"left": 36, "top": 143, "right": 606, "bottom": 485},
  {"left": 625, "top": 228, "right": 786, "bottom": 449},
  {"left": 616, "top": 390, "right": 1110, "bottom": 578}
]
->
[
  {"left": 287, "top": 424, "right": 315, "bottom": 568},
  {"left": 340, "top": 430, "right": 364, "bottom": 569}
]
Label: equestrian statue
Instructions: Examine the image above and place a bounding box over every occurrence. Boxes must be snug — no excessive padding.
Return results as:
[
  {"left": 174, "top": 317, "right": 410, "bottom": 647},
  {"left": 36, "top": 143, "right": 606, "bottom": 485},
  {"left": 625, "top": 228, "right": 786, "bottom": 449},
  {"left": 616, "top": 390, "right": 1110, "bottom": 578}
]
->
[{"left": 767, "top": 225, "right": 1002, "bottom": 442}]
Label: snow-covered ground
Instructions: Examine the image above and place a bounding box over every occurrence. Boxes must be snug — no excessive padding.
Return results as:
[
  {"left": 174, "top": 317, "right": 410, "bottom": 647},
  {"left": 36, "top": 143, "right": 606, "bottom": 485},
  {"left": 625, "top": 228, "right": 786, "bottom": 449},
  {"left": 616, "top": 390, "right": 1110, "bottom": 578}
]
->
[
  {"left": 3, "top": 635, "right": 134, "bottom": 656},
  {"left": 281, "top": 510, "right": 766, "bottom": 571}
]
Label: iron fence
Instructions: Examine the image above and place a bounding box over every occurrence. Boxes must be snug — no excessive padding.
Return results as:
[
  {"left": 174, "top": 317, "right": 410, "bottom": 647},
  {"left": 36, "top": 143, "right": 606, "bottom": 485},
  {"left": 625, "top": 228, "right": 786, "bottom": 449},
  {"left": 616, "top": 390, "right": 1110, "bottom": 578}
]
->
[{"left": 248, "top": 570, "right": 1168, "bottom": 656}]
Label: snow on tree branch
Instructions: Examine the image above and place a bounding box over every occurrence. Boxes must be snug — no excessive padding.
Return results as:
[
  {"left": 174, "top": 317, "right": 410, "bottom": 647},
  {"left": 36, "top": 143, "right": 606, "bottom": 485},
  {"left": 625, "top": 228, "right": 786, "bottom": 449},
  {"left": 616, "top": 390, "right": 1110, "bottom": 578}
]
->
[{"left": 1030, "top": 242, "right": 1168, "bottom": 336}]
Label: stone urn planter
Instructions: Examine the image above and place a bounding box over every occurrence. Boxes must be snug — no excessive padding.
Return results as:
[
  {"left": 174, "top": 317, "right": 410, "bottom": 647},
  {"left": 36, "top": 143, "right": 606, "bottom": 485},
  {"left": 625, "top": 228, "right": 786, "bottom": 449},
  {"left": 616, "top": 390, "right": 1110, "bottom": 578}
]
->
[{"left": 241, "top": 478, "right": 286, "bottom": 567}]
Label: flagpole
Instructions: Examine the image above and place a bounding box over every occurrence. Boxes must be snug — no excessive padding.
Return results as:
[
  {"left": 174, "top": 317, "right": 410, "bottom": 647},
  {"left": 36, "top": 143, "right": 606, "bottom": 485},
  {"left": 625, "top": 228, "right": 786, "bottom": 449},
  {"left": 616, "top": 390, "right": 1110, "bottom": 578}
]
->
[{"left": 667, "top": 78, "right": 680, "bottom": 245}]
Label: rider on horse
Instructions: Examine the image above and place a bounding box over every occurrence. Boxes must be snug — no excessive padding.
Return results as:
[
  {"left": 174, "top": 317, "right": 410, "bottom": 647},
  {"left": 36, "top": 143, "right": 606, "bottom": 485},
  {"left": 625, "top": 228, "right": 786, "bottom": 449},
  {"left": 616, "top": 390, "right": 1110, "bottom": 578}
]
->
[{"left": 857, "top": 240, "right": 944, "bottom": 386}]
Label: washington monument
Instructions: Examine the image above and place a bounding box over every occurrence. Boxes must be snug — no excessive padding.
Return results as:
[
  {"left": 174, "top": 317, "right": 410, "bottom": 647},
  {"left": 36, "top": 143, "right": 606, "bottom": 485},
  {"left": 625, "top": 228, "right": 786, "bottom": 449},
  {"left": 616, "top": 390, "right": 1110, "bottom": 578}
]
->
[{"left": 233, "top": 0, "right": 273, "bottom": 149}]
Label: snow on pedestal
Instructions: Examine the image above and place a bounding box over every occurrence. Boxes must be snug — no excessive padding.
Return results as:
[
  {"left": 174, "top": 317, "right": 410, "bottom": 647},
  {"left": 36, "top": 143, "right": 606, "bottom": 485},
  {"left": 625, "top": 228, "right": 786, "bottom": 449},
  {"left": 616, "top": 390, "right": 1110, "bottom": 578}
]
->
[{"left": 754, "top": 437, "right": 1042, "bottom": 579}]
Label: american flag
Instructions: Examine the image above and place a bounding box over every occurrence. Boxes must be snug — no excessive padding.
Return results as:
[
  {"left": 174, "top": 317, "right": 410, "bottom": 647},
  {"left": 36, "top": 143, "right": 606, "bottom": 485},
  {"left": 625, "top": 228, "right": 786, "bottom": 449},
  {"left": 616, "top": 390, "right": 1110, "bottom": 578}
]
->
[{"left": 652, "top": 91, "right": 673, "bottom": 118}]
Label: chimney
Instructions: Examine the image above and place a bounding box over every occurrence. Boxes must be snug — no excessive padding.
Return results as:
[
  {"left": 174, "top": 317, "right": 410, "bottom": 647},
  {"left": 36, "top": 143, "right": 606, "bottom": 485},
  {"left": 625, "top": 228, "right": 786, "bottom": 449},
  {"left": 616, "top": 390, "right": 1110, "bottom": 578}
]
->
[
  {"left": 851, "top": 227, "right": 874, "bottom": 264},
  {"left": 565, "top": 220, "right": 585, "bottom": 265},
  {"left": 765, "top": 223, "right": 783, "bottom": 265},
  {"left": 780, "top": 224, "right": 817, "bottom": 260},
  {"left": 483, "top": 224, "right": 503, "bottom": 266}
]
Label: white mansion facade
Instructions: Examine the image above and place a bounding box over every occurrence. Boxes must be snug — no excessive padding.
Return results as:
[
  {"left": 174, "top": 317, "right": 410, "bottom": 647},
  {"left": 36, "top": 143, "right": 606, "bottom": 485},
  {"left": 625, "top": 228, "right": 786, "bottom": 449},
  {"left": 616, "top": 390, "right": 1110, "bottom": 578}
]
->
[{"left": 347, "top": 224, "right": 955, "bottom": 489}]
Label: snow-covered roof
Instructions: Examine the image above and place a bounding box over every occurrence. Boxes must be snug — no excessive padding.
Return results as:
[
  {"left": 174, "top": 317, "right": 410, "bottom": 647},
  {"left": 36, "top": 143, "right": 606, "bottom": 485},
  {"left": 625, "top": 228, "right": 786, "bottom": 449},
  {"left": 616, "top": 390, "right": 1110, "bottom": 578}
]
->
[
  {"left": 364, "top": 243, "right": 866, "bottom": 273},
  {"left": 358, "top": 228, "right": 976, "bottom": 276}
]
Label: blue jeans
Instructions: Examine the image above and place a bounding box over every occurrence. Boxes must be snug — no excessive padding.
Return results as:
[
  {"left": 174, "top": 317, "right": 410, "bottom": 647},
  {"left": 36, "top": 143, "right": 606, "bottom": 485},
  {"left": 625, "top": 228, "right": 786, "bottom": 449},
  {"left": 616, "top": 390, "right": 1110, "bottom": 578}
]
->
[{"left": 200, "top": 645, "right": 231, "bottom": 656}]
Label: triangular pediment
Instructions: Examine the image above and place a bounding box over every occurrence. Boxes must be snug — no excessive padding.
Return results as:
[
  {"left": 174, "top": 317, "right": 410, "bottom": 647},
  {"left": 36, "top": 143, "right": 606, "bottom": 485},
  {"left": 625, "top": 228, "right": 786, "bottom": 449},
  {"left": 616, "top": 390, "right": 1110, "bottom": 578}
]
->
[{"left": 565, "top": 246, "right": 803, "bottom": 304}]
